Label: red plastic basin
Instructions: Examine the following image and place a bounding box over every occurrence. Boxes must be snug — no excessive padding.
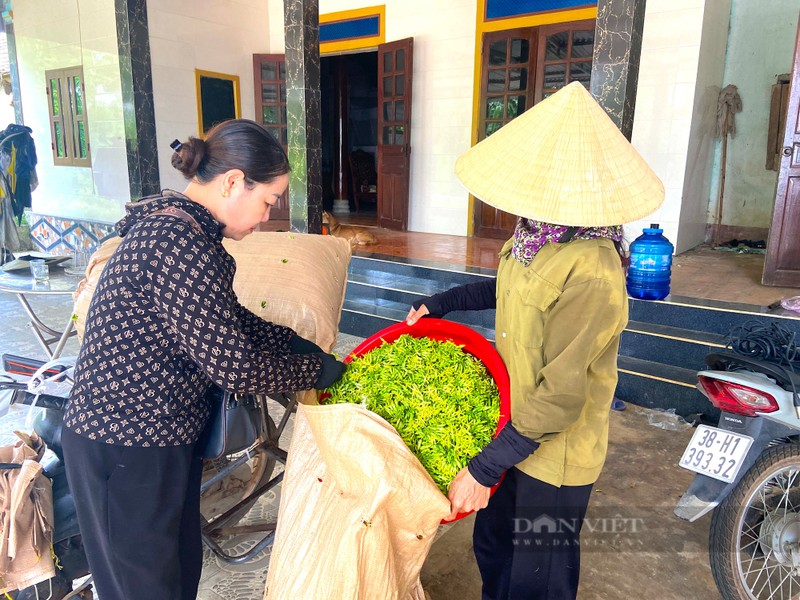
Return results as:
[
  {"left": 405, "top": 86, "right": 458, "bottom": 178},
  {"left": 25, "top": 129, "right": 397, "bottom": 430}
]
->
[{"left": 345, "top": 318, "right": 510, "bottom": 522}]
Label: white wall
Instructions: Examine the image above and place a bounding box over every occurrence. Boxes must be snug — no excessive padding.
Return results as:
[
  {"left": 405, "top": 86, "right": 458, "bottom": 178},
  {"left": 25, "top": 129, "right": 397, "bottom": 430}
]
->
[
  {"left": 147, "top": 0, "right": 273, "bottom": 193},
  {"left": 14, "top": 0, "right": 129, "bottom": 223},
  {"left": 707, "top": 0, "right": 800, "bottom": 232},
  {"left": 627, "top": 0, "right": 710, "bottom": 252},
  {"left": 255, "top": 0, "right": 477, "bottom": 236}
]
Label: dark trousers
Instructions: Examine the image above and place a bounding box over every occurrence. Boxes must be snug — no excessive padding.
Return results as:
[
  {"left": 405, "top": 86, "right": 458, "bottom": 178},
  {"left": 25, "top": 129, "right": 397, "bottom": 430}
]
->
[
  {"left": 62, "top": 427, "right": 204, "bottom": 600},
  {"left": 473, "top": 468, "right": 593, "bottom": 600}
]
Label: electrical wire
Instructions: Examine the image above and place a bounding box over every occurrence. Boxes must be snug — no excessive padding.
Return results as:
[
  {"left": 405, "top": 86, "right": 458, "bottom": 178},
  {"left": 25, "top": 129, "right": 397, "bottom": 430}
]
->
[
  {"left": 726, "top": 320, "right": 799, "bottom": 369},
  {"left": 726, "top": 320, "right": 799, "bottom": 407}
]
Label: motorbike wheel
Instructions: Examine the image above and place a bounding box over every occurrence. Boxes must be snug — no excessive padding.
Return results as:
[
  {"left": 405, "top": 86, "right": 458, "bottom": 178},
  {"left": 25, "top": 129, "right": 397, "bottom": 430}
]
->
[
  {"left": 199, "top": 397, "right": 281, "bottom": 530},
  {"left": 709, "top": 443, "right": 800, "bottom": 600},
  {"left": 13, "top": 571, "right": 74, "bottom": 600}
]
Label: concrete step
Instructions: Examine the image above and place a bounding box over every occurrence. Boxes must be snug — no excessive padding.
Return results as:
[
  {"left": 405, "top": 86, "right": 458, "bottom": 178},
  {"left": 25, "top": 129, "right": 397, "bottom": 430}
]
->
[
  {"left": 616, "top": 356, "right": 716, "bottom": 418},
  {"left": 620, "top": 320, "right": 727, "bottom": 372}
]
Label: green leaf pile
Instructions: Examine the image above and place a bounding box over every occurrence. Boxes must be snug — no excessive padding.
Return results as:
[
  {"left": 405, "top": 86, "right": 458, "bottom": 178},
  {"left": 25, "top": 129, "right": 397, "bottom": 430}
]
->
[{"left": 325, "top": 334, "right": 500, "bottom": 494}]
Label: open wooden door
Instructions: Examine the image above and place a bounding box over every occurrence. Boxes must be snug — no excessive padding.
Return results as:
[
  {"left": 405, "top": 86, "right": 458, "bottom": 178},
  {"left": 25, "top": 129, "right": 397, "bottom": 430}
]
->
[
  {"left": 253, "top": 54, "right": 289, "bottom": 220},
  {"left": 377, "top": 38, "right": 413, "bottom": 230},
  {"left": 764, "top": 18, "right": 800, "bottom": 286}
]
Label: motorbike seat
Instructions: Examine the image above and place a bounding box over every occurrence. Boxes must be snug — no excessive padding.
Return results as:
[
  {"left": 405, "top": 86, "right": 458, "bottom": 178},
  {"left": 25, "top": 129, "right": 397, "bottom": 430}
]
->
[{"left": 705, "top": 351, "right": 800, "bottom": 393}]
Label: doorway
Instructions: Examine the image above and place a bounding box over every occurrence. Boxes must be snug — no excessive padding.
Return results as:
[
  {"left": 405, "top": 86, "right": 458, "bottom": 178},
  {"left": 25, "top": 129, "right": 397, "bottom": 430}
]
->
[{"left": 321, "top": 51, "right": 378, "bottom": 227}]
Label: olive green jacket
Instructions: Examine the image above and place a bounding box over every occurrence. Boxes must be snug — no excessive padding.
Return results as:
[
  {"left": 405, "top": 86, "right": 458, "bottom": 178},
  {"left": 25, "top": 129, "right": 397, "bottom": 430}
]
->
[{"left": 495, "top": 237, "right": 628, "bottom": 487}]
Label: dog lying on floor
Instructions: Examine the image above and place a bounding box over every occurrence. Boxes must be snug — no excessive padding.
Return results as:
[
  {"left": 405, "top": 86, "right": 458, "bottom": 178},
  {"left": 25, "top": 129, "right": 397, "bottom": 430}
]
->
[{"left": 322, "top": 211, "right": 378, "bottom": 247}]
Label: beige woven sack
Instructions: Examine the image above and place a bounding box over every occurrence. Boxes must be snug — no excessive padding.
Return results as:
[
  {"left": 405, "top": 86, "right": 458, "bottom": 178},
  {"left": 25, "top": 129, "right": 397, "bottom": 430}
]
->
[
  {"left": 72, "top": 236, "right": 122, "bottom": 339},
  {"left": 264, "top": 403, "right": 450, "bottom": 600},
  {"left": 222, "top": 232, "right": 351, "bottom": 354},
  {"left": 73, "top": 231, "right": 350, "bottom": 356}
]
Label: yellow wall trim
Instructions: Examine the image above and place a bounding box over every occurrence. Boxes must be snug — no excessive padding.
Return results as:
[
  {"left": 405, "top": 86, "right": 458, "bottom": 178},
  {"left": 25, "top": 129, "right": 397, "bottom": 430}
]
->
[
  {"left": 195, "top": 69, "right": 241, "bottom": 137},
  {"left": 320, "top": 5, "right": 385, "bottom": 55}
]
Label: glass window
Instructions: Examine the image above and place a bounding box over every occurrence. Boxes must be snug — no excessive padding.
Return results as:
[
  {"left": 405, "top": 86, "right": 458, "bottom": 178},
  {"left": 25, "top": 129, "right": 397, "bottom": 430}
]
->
[
  {"left": 46, "top": 66, "right": 90, "bottom": 166},
  {"left": 572, "top": 31, "right": 594, "bottom": 59},
  {"left": 544, "top": 64, "right": 566, "bottom": 88},
  {"left": 507, "top": 95, "right": 526, "bottom": 119},
  {"left": 489, "top": 40, "right": 507, "bottom": 66},
  {"left": 395, "top": 100, "right": 405, "bottom": 121},
  {"left": 279, "top": 62, "right": 286, "bottom": 81},
  {"left": 396, "top": 49, "right": 405, "bottom": 70},
  {"left": 508, "top": 68, "right": 527, "bottom": 92},
  {"left": 262, "top": 106, "right": 277, "bottom": 125},
  {"left": 281, "top": 127, "right": 287, "bottom": 146},
  {"left": 262, "top": 62, "right": 277, "bottom": 81},
  {"left": 395, "top": 125, "right": 405, "bottom": 145},
  {"left": 510, "top": 39, "right": 529, "bottom": 64},
  {"left": 395, "top": 74, "right": 405, "bottom": 96},
  {"left": 262, "top": 84, "right": 277, "bottom": 103},
  {"left": 570, "top": 61, "right": 592, "bottom": 86},
  {"left": 73, "top": 76, "right": 83, "bottom": 115},
  {"left": 383, "top": 76, "right": 393, "bottom": 97},
  {"left": 546, "top": 32, "right": 569, "bottom": 61},
  {"left": 280, "top": 84, "right": 286, "bottom": 103},
  {"left": 383, "top": 126, "right": 394, "bottom": 144},
  {"left": 485, "top": 122, "right": 502, "bottom": 137},
  {"left": 383, "top": 101, "right": 394, "bottom": 121},
  {"left": 384, "top": 52, "right": 393, "bottom": 73},
  {"left": 49, "top": 79, "right": 60, "bottom": 115},
  {"left": 77, "top": 121, "right": 87, "bottom": 158},
  {"left": 486, "top": 97, "right": 504, "bottom": 119},
  {"left": 488, "top": 69, "right": 506, "bottom": 93},
  {"left": 54, "top": 122, "right": 65, "bottom": 157}
]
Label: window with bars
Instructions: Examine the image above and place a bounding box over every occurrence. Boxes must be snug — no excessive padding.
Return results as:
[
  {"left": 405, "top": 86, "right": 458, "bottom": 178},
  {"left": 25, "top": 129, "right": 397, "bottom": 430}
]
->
[{"left": 45, "top": 66, "right": 90, "bottom": 167}]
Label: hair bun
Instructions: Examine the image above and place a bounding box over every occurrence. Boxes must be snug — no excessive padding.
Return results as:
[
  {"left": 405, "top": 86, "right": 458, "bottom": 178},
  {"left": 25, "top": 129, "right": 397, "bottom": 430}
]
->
[{"left": 170, "top": 136, "right": 207, "bottom": 179}]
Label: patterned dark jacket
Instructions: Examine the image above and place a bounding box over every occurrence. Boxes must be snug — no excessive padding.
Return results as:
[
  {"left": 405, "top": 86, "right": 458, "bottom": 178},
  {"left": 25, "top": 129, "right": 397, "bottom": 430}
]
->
[{"left": 64, "top": 191, "right": 323, "bottom": 447}]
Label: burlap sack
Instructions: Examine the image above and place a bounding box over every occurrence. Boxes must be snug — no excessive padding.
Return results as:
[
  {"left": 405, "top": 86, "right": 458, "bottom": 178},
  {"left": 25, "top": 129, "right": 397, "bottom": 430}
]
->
[
  {"left": 222, "top": 232, "right": 351, "bottom": 354},
  {"left": 0, "top": 432, "right": 55, "bottom": 593},
  {"left": 73, "top": 231, "right": 351, "bottom": 355},
  {"left": 71, "top": 236, "right": 122, "bottom": 339},
  {"left": 264, "top": 403, "right": 450, "bottom": 600}
]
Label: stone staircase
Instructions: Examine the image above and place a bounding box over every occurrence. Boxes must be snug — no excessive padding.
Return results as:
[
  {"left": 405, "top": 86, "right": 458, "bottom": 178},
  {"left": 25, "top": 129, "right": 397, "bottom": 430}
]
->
[{"left": 339, "top": 253, "right": 800, "bottom": 418}]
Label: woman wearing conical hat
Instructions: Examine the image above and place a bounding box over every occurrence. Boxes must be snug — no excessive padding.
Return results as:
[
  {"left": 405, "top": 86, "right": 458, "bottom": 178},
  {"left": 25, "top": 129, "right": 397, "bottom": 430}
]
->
[{"left": 406, "top": 82, "right": 664, "bottom": 599}]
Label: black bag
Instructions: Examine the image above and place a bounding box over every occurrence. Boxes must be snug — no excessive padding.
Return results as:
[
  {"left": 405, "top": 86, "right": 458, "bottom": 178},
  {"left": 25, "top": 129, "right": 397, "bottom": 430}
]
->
[{"left": 198, "top": 386, "right": 264, "bottom": 460}]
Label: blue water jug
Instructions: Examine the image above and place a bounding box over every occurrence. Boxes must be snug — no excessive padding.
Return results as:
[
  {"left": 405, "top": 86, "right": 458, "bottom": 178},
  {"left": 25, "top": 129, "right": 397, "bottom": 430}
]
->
[{"left": 626, "top": 223, "right": 674, "bottom": 300}]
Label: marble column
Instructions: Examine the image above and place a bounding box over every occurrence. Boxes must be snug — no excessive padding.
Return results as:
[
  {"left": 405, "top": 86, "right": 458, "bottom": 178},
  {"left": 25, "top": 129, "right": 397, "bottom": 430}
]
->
[
  {"left": 115, "top": 0, "right": 160, "bottom": 200},
  {"left": 285, "top": 0, "right": 323, "bottom": 234},
  {"left": 2, "top": 19, "right": 23, "bottom": 125},
  {"left": 590, "top": 0, "right": 647, "bottom": 141}
]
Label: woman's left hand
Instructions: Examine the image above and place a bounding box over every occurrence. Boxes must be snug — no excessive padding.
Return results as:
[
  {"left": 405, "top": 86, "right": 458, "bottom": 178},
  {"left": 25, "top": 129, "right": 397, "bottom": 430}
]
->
[{"left": 446, "top": 467, "right": 491, "bottom": 520}]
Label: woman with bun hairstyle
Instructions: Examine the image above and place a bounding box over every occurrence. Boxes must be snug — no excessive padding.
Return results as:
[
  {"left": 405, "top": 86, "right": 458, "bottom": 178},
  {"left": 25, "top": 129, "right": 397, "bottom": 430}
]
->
[{"left": 61, "top": 119, "right": 345, "bottom": 600}]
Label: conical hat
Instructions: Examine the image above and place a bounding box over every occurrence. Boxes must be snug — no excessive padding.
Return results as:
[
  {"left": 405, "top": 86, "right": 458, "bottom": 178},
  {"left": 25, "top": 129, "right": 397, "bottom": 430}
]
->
[{"left": 456, "top": 81, "right": 664, "bottom": 226}]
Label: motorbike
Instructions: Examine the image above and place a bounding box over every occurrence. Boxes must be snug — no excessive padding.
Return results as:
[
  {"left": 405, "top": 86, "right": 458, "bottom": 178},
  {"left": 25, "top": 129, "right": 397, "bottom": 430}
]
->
[
  {"left": 674, "top": 347, "right": 800, "bottom": 600},
  {"left": 0, "top": 354, "right": 294, "bottom": 600}
]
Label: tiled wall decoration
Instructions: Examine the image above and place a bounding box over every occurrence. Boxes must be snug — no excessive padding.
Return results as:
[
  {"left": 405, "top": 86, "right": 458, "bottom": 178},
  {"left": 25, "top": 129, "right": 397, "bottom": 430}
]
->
[{"left": 28, "top": 213, "right": 116, "bottom": 255}]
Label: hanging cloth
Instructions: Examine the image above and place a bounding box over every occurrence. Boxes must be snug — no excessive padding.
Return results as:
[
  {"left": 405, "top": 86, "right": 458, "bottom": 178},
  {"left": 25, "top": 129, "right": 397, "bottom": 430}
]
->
[{"left": 0, "top": 125, "right": 38, "bottom": 224}]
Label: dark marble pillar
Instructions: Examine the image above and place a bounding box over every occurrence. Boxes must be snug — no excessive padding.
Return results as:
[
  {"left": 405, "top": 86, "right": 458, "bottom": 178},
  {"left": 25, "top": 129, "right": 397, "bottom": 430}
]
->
[
  {"left": 2, "top": 20, "right": 23, "bottom": 124},
  {"left": 590, "top": 0, "right": 647, "bottom": 141},
  {"left": 284, "top": 0, "right": 323, "bottom": 234},
  {"left": 115, "top": 0, "right": 160, "bottom": 200}
]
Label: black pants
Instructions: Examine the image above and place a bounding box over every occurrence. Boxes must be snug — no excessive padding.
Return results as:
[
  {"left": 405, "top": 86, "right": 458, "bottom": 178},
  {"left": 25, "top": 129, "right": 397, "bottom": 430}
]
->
[
  {"left": 62, "top": 427, "right": 204, "bottom": 600},
  {"left": 473, "top": 468, "right": 593, "bottom": 600}
]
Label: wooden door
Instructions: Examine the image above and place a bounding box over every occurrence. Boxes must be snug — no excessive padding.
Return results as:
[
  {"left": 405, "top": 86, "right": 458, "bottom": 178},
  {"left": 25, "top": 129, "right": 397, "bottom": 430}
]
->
[
  {"left": 473, "top": 21, "right": 595, "bottom": 239},
  {"left": 764, "top": 19, "right": 800, "bottom": 287},
  {"left": 377, "top": 38, "right": 413, "bottom": 230},
  {"left": 253, "top": 54, "right": 289, "bottom": 220},
  {"left": 473, "top": 29, "right": 537, "bottom": 239}
]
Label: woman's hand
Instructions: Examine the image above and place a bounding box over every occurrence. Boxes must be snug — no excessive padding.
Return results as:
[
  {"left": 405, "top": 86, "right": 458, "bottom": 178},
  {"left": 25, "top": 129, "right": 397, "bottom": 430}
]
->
[
  {"left": 405, "top": 303, "right": 430, "bottom": 326},
  {"left": 446, "top": 466, "right": 491, "bottom": 520}
]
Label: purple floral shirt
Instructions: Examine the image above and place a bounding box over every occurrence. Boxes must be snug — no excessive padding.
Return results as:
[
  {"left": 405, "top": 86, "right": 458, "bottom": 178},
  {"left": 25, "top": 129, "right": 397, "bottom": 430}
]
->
[{"left": 511, "top": 219, "right": 623, "bottom": 266}]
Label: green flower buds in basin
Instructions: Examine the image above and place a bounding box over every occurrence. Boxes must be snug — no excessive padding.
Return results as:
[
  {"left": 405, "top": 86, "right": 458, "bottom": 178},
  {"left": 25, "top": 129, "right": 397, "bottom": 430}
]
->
[{"left": 325, "top": 334, "right": 500, "bottom": 494}]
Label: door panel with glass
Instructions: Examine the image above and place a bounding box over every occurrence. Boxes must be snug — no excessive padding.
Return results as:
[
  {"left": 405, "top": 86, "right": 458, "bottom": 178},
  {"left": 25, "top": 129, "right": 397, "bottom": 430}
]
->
[{"left": 473, "top": 21, "right": 595, "bottom": 239}]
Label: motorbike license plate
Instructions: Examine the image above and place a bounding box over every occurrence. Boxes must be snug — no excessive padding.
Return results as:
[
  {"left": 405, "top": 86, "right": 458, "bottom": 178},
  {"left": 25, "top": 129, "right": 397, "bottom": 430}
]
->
[{"left": 678, "top": 425, "right": 754, "bottom": 483}]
